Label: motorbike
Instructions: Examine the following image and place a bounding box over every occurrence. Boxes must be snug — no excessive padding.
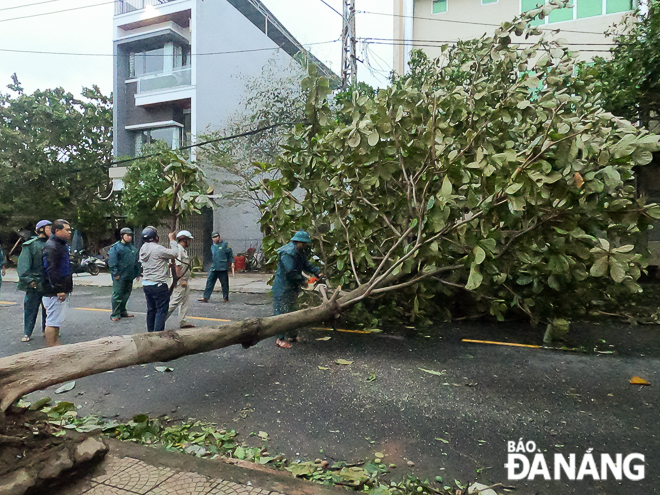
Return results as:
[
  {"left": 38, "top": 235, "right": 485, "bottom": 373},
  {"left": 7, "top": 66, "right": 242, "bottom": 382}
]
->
[
  {"left": 245, "top": 247, "right": 264, "bottom": 271},
  {"left": 70, "top": 250, "right": 104, "bottom": 276}
]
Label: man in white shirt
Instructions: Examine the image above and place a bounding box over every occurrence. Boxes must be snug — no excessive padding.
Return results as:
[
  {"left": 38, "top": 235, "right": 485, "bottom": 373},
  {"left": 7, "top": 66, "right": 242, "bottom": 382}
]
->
[{"left": 166, "top": 230, "right": 196, "bottom": 329}]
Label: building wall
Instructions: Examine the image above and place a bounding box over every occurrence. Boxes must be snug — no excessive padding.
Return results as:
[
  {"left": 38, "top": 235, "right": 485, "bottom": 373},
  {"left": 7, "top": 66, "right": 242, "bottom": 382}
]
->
[
  {"left": 394, "top": 0, "right": 633, "bottom": 73},
  {"left": 193, "top": 0, "right": 300, "bottom": 254}
]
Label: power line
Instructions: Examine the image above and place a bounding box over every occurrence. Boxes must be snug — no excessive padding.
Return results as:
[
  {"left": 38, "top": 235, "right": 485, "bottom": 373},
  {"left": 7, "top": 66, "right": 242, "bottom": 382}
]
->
[
  {"left": 0, "top": 1, "right": 112, "bottom": 23},
  {"left": 0, "top": 0, "right": 67, "bottom": 12},
  {"left": 360, "top": 36, "right": 619, "bottom": 47},
  {"left": 357, "top": 9, "right": 612, "bottom": 36},
  {"left": 0, "top": 38, "right": 341, "bottom": 57},
  {"left": 316, "top": 0, "right": 343, "bottom": 17},
  {"left": 361, "top": 39, "right": 612, "bottom": 53}
]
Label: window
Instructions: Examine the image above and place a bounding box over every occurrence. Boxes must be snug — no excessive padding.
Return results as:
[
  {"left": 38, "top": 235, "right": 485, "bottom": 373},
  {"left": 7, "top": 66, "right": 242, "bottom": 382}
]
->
[
  {"left": 134, "top": 127, "right": 181, "bottom": 155},
  {"left": 128, "top": 42, "right": 190, "bottom": 78},
  {"left": 523, "top": 0, "right": 633, "bottom": 24},
  {"left": 482, "top": 0, "right": 497, "bottom": 4},
  {"left": 433, "top": 0, "right": 447, "bottom": 14}
]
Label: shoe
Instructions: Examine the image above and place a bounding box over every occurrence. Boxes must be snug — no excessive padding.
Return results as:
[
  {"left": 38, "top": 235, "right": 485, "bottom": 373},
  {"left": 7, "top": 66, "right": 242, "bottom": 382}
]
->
[
  {"left": 276, "top": 339, "right": 292, "bottom": 349},
  {"left": 198, "top": 298, "right": 209, "bottom": 303},
  {"left": 223, "top": 299, "right": 229, "bottom": 303},
  {"left": 111, "top": 317, "right": 121, "bottom": 322},
  {"left": 121, "top": 313, "right": 135, "bottom": 318},
  {"left": 180, "top": 323, "right": 196, "bottom": 329},
  {"left": 21, "top": 336, "right": 31, "bottom": 342}
]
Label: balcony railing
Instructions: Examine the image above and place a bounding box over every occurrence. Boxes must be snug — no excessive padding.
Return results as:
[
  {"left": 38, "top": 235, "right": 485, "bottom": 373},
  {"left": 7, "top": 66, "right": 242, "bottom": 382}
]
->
[
  {"left": 137, "top": 67, "right": 191, "bottom": 94},
  {"left": 115, "top": 0, "right": 179, "bottom": 16}
]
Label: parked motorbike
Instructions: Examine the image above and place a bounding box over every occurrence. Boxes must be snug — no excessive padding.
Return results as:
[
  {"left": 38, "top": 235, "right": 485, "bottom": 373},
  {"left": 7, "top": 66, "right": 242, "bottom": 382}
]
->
[
  {"left": 70, "top": 250, "right": 104, "bottom": 276},
  {"left": 245, "top": 247, "right": 264, "bottom": 271}
]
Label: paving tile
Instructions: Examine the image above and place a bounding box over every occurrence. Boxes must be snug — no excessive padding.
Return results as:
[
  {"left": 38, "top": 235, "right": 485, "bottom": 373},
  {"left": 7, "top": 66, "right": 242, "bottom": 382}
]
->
[
  {"left": 81, "top": 483, "right": 137, "bottom": 494},
  {"left": 91, "top": 455, "right": 141, "bottom": 483},
  {"left": 146, "top": 471, "right": 217, "bottom": 494},
  {"left": 97, "top": 458, "right": 173, "bottom": 494},
  {"left": 205, "top": 480, "right": 246, "bottom": 495}
]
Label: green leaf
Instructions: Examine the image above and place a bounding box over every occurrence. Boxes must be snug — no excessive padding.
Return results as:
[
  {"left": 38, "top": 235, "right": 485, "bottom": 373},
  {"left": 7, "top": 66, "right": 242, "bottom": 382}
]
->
[
  {"left": 441, "top": 176, "right": 452, "bottom": 198},
  {"left": 419, "top": 368, "right": 445, "bottom": 376},
  {"left": 590, "top": 257, "right": 609, "bottom": 278},
  {"left": 336, "top": 359, "right": 353, "bottom": 365},
  {"left": 474, "top": 246, "right": 486, "bottom": 265},
  {"left": 465, "top": 264, "right": 483, "bottom": 290},
  {"left": 55, "top": 381, "right": 76, "bottom": 394}
]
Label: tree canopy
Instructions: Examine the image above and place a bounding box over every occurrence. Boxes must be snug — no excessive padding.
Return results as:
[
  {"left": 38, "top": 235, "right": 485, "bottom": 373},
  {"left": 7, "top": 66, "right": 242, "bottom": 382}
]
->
[
  {"left": 0, "top": 76, "right": 115, "bottom": 244},
  {"left": 256, "top": 5, "right": 660, "bottom": 328},
  {"left": 587, "top": 1, "right": 660, "bottom": 127}
]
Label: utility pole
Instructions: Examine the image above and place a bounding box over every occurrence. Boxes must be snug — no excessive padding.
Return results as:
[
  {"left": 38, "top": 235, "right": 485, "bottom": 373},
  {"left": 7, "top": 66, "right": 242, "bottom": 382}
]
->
[{"left": 341, "top": 0, "right": 357, "bottom": 90}]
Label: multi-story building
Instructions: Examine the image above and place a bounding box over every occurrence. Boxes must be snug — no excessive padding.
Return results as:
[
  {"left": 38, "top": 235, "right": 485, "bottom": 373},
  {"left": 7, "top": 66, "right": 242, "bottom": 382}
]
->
[
  {"left": 393, "top": 0, "right": 636, "bottom": 74},
  {"left": 111, "top": 0, "right": 334, "bottom": 265}
]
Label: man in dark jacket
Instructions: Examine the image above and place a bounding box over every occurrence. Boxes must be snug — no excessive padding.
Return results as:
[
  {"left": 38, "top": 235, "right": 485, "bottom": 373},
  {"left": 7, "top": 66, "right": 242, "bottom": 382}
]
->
[
  {"left": 108, "top": 227, "right": 141, "bottom": 321},
  {"left": 17, "top": 220, "right": 51, "bottom": 342},
  {"left": 272, "top": 230, "right": 321, "bottom": 348},
  {"left": 42, "top": 219, "right": 73, "bottom": 346},
  {"left": 199, "top": 231, "right": 235, "bottom": 303}
]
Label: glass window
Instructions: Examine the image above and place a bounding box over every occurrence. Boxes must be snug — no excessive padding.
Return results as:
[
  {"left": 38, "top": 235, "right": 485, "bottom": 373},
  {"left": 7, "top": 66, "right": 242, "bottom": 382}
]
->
[
  {"left": 606, "top": 0, "right": 632, "bottom": 14},
  {"left": 134, "top": 127, "right": 181, "bottom": 155},
  {"left": 577, "top": 0, "right": 603, "bottom": 18},
  {"left": 482, "top": 0, "right": 497, "bottom": 4},
  {"left": 173, "top": 44, "right": 191, "bottom": 69},
  {"left": 433, "top": 0, "right": 447, "bottom": 14},
  {"left": 129, "top": 47, "right": 165, "bottom": 78},
  {"left": 549, "top": 4, "right": 574, "bottom": 22}
]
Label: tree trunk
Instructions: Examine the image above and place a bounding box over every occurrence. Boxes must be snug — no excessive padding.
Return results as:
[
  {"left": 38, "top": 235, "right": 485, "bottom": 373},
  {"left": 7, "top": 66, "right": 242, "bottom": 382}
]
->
[{"left": 0, "top": 288, "right": 358, "bottom": 412}]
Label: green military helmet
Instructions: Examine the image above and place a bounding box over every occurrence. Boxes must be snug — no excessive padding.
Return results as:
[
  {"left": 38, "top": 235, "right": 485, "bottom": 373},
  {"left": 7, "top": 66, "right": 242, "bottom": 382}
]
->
[
  {"left": 291, "top": 230, "right": 311, "bottom": 243},
  {"left": 120, "top": 228, "right": 133, "bottom": 235}
]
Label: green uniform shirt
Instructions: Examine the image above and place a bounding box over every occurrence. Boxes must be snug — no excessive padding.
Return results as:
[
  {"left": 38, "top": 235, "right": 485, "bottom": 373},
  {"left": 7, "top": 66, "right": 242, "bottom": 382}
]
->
[
  {"left": 210, "top": 241, "right": 234, "bottom": 271},
  {"left": 108, "top": 241, "right": 140, "bottom": 280},
  {"left": 17, "top": 236, "right": 47, "bottom": 292}
]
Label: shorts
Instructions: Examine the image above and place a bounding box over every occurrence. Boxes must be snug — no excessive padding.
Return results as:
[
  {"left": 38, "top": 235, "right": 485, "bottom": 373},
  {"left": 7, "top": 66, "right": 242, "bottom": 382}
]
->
[{"left": 43, "top": 295, "right": 68, "bottom": 328}]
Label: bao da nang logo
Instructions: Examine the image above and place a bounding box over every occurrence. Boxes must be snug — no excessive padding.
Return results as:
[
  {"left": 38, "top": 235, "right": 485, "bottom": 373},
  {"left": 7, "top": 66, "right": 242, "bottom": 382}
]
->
[{"left": 505, "top": 439, "right": 645, "bottom": 481}]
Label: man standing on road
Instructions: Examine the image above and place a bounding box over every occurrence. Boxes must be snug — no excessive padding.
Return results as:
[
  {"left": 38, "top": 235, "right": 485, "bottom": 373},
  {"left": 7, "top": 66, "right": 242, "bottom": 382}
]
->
[
  {"left": 139, "top": 226, "right": 178, "bottom": 332},
  {"left": 42, "top": 219, "right": 73, "bottom": 347},
  {"left": 17, "top": 220, "right": 51, "bottom": 342},
  {"left": 166, "top": 230, "right": 196, "bottom": 329},
  {"left": 108, "top": 228, "right": 141, "bottom": 322},
  {"left": 272, "top": 230, "right": 322, "bottom": 349},
  {"left": 199, "top": 231, "right": 234, "bottom": 303}
]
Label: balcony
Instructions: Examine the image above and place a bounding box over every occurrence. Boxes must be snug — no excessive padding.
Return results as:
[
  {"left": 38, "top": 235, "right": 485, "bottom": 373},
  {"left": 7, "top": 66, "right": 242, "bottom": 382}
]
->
[
  {"left": 115, "top": 0, "right": 179, "bottom": 16},
  {"left": 137, "top": 67, "right": 191, "bottom": 94}
]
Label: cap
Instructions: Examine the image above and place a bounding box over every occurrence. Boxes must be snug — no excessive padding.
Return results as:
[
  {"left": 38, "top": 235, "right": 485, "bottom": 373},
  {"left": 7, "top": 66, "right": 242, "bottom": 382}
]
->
[
  {"left": 176, "top": 230, "right": 194, "bottom": 240},
  {"left": 291, "top": 230, "right": 312, "bottom": 243},
  {"left": 211, "top": 231, "right": 220, "bottom": 238},
  {"left": 120, "top": 227, "right": 133, "bottom": 235}
]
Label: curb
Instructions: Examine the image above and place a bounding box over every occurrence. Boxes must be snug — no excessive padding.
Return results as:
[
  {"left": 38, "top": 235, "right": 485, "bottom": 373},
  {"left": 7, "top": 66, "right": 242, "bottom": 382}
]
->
[{"left": 105, "top": 439, "right": 348, "bottom": 495}]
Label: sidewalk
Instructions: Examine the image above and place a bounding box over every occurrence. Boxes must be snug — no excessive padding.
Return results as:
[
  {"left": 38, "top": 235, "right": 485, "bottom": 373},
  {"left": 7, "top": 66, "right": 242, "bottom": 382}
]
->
[
  {"left": 57, "top": 439, "right": 346, "bottom": 495},
  {"left": 1, "top": 268, "right": 271, "bottom": 294}
]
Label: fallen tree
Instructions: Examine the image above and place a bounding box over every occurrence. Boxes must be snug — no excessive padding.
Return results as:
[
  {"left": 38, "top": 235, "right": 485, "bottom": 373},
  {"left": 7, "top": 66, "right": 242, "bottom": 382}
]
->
[{"left": 2, "top": 4, "right": 660, "bottom": 412}]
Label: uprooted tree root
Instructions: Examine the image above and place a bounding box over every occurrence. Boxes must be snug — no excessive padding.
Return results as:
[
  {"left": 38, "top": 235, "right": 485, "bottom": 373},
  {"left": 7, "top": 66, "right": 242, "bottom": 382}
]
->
[{"left": 0, "top": 406, "right": 109, "bottom": 495}]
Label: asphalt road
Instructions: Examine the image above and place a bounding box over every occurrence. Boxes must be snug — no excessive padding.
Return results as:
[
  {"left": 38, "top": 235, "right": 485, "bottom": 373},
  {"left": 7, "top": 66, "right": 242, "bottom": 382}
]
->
[{"left": 0, "top": 281, "right": 658, "bottom": 494}]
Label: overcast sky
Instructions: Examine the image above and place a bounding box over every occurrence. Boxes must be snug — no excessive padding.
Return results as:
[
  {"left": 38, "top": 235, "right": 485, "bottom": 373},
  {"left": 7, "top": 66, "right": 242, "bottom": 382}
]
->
[{"left": 0, "top": 0, "right": 393, "bottom": 96}]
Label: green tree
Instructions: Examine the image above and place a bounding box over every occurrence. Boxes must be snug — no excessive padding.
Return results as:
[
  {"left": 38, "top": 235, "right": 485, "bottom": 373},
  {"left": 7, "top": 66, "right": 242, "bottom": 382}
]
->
[
  {"left": 256, "top": 4, "right": 660, "bottom": 329},
  {"left": 199, "top": 57, "right": 308, "bottom": 210},
  {"left": 0, "top": 76, "right": 115, "bottom": 248},
  {"left": 121, "top": 143, "right": 214, "bottom": 231},
  {"left": 587, "top": 1, "right": 660, "bottom": 127}
]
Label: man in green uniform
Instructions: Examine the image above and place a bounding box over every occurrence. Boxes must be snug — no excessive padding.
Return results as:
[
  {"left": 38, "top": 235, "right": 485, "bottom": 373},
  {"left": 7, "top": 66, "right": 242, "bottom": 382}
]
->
[
  {"left": 108, "top": 227, "right": 141, "bottom": 321},
  {"left": 272, "top": 230, "right": 321, "bottom": 348},
  {"left": 17, "top": 220, "right": 51, "bottom": 342},
  {"left": 199, "top": 231, "right": 235, "bottom": 303}
]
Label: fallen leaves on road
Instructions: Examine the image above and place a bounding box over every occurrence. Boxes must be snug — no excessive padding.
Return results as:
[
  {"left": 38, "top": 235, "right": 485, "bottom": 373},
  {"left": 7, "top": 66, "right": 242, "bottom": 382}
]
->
[
  {"left": 55, "top": 381, "right": 75, "bottom": 394},
  {"left": 630, "top": 376, "right": 651, "bottom": 386},
  {"left": 155, "top": 366, "right": 174, "bottom": 373},
  {"left": 316, "top": 337, "right": 332, "bottom": 341},
  {"left": 418, "top": 368, "right": 445, "bottom": 376},
  {"left": 318, "top": 366, "right": 329, "bottom": 370},
  {"left": 336, "top": 359, "right": 353, "bottom": 365}
]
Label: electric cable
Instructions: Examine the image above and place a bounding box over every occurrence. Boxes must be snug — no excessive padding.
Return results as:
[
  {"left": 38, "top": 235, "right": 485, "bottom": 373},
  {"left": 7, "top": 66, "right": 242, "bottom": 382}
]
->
[
  {"left": 0, "top": 1, "right": 113, "bottom": 23},
  {"left": 316, "top": 0, "right": 343, "bottom": 17},
  {"left": 0, "top": 0, "right": 68, "bottom": 12}
]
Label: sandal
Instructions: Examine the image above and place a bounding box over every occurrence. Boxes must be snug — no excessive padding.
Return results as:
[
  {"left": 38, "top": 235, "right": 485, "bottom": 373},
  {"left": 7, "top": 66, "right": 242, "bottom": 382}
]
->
[
  {"left": 111, "top": 317, "right": 121, "bottom": 322},
  {"left": 21, "top": 336, "right": 31, "bottom": 342},
  {"left": 276, "top": 339, "right": 292, "bottom": 349},
  {"left": 180, "top": 323, "right": 196, "bottom": 329},
  {"left": 121, "top": 313, "right": 135, "bottom": 318}
]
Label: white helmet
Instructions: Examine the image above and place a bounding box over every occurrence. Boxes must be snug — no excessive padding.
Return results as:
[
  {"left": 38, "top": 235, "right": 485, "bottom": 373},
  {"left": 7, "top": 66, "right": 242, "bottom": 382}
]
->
[{"left": 176, "top": 230, "right": 194, "bottom": 240}]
